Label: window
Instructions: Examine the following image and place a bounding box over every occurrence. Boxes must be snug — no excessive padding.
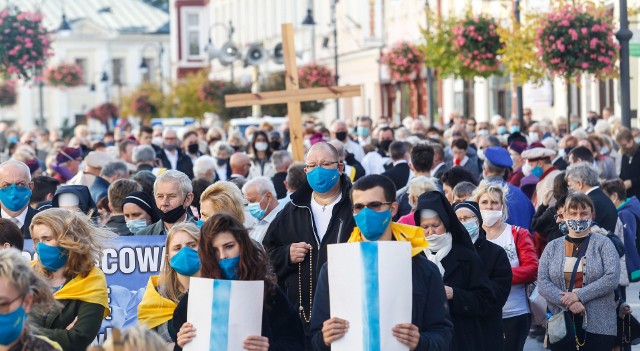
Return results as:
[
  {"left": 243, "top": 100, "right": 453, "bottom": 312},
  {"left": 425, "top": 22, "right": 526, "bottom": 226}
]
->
[
  {"left": 142, "top": 58, "right": 154, "bottom": 82},
  {"left": 186, "top": 12, "right": 201, "bottom": 57},
  {"left": 112, "top": 58, "right": 124, "bottom": 86},
  {"left": 74, "top": 58, "right": 89, "bottom": 85}
]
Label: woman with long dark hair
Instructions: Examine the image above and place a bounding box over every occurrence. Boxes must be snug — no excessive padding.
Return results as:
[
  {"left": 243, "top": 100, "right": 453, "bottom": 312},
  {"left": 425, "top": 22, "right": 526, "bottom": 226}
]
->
[
  {"left": 172, "top": 213, "right": 304, "bottom": 351},
  {"left": 248, "top": 130, "right": 275, "bottom": 179}
]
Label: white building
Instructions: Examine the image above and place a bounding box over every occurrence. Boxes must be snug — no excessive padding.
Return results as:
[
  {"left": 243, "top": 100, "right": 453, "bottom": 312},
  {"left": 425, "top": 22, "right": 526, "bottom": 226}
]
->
[
  {"left": 169, "top": 0, "right": 637, "bottom": 128},
  {"left": 3, "top": 0, "right": 170, "bottom": 132}
]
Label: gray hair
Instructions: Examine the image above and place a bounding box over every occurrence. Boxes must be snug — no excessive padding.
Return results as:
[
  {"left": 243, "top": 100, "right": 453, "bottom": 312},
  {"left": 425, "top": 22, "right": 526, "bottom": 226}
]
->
[
  {"left": 566, "top": 162, "right": 600, "bottom": 187},
  {"left": 209, "top": 141, "right": 235, "bottom": 157},
  {"left": 242, "top": 176, "right": 277, "bottom": 199},
  {"left": 271, "top": 150, "right": 292, "bottom": 170},
  {"left": 408, "top": 176, "right": 437, "bottom": 209},
  {"left": 100, "top": 161, "right": 129, "bottom": 178},
  {"left": 193, "top": 155, "right": 216, "bottom": 179},
  {"left": 132, "top": 145, "right": 156, "bottom": 163},
  {"left": 154, "top": 170, "right": 193, "bottom": 198}
]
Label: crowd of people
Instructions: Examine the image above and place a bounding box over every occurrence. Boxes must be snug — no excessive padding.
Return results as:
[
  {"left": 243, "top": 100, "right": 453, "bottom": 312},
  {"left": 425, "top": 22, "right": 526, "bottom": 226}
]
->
[{"left": 0, "top": 108, "right": 638, "bottom": 351}]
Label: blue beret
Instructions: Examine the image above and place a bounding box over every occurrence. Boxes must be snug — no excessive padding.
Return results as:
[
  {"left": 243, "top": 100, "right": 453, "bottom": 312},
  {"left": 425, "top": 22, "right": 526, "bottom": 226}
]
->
[{"left": 485, "top": 146, "right": 513, "bottom": 168}]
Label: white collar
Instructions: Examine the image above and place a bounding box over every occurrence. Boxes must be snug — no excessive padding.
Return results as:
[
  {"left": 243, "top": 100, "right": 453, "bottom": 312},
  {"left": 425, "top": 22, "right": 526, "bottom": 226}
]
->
[
  {"left": 1, "top": 206, "right": 29, "bottom": 228},
  {"left": 393, "top": 160, "right": 408, "bottom": 166},
  {"left": 430, "top": 162, "right": 445, "bottom": 176},
  {"left": 585, "top": 186, "right": 599, "bottom": 195}
]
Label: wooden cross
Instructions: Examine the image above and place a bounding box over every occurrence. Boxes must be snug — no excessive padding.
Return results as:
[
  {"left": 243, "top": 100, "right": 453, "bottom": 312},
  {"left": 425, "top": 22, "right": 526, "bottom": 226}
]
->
[{"left": 224, "top": 23, "right": 362, "bottom": 161}]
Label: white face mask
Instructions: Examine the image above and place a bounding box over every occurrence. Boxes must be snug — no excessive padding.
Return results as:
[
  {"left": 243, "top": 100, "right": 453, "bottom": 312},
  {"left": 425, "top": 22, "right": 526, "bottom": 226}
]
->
[
  {"left": 425, "top": 232, "right": 453, "bottom": 252},
  {"left": 152, "top": 136, "right": 163, "bottom": 147},
  {"left": 254, "top": 142, "right": 268, "bottom": 152},
  {"left": 522, "top": 161, "right": 532, "bottom": 176},
  {"left": 477, "top": 148, "right": 486, "bottom": 161},
  {"left": 529, "top": 132, "right": 539, "bottom": 143},
  {"left": 481, "top": 209, "right": 503, "bottom": 227}
]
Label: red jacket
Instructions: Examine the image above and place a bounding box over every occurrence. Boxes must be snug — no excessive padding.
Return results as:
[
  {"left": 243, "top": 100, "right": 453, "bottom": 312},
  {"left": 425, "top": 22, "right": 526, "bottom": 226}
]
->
[{"left": 511, "top": 225, "right": 539, "bottom": 285}]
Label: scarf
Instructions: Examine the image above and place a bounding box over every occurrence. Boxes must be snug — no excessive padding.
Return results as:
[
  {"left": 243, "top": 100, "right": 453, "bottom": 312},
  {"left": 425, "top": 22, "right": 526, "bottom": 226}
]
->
[
  {"left": 348, "top": 222, "right": 428, "bottom": 257},
  {"left": 138, "top": 276, "right": 178, "bottom": 329},
  {"left": 54, "top": 266, "right": 110, "bottom": 318},
  {"left": 424, "top": 232, "right": 453, "bottom": 276}
]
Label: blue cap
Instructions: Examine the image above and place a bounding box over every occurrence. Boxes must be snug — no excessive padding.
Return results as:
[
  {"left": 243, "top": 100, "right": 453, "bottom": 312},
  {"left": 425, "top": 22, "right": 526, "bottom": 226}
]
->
[{"left": 484, "top": 146, "right": 513, "bottom": 168}]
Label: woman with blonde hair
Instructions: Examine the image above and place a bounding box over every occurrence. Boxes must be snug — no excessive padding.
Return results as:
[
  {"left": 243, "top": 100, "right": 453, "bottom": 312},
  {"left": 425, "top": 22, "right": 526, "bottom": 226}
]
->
[
  {"left": 199, "top": 181, "right": 246, "bottom": 224},
  {"left": 473, "top": 182, "right": 538, "bottom": 351},
  {"left": 0, "top": 248, "right": 61, "bottom": 350},
  {"left": 137, "top": 223, "right": 200, "bottom": 343},
  {"left": 28, "top": 208, "right": 111, "bottom": 351},
  {"left": 88, "top": 327, "right": 166, "bottom": 351}
]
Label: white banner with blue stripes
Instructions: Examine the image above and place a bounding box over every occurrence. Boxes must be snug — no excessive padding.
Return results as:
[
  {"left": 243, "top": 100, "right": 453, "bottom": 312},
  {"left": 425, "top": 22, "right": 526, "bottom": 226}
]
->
[
  {"left": 328, "top": 241, "right": 412, "bottom": 351},
  {"left": 184, "top": 278, "right": 264, "bottom": 351}
]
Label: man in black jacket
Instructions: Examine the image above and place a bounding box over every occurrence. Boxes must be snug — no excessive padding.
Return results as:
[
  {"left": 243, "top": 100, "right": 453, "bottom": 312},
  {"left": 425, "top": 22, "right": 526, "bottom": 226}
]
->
[
  {"left": 310, "top": 174, "right": 453, "bottom": 351},
  {"left": 381, "top": 141, "right": 412, "bottom": 191},
  {"left": 566, "top": 162, "right": 618, "bottom": 232},
  {"left": 263, "top": 142, "right": 355, "bottom": 350},
  {"left": 0, "top": 160, "right": 38, "bottom": 239},
  {"left": 156, "top": 129, "right": 194, "bottom": 180},
  {"left": 616, "top": 128, "right": 640, "bottom": 200}
]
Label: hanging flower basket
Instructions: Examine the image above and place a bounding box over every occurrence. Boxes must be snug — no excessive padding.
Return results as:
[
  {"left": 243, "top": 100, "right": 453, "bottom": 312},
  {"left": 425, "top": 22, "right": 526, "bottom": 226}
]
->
[
  {"left": 45, "top": 63, "right": 83, "bottom": 88},
  {"left": 382, "top": 42, "right": 424, "bottom": 81},
  {"left": 0, "top": 9, "right": 52, "bottom": 80},
  {"left": 0, "top": 81, "right": 17, "bottom": 107},
  {"left": 199, "top": 80, "right": 225, "bottom": 103},
  {"left": 132, "top": 93, "right": 158, "bottom": 119},
  {"left": 452, "top": 15, "right": 504, "bottom": 78},
  {"left": 298, "top": 63, "right": 334, "bottom": 88},
  {"left": 88, "top": 102, "right": 119, "bottom": 123},
  {"left": 535, "top": 4, "right": 619, "bottom": 80}
]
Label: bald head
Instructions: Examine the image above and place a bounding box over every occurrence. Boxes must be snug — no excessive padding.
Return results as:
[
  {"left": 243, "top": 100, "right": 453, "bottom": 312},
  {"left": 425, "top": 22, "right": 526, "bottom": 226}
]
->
[
  {"left": 230, "top": 153, "right": 251, "bottom": 177},
  {"left": 0, "top": 160, "right": 31, "bottom": 183},
  {"left": 306, "top": 142, "right": 339, "bottom": 162}
]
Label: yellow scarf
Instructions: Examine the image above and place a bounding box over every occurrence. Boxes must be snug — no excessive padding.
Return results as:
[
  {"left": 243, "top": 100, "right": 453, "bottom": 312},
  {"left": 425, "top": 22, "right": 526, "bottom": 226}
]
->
[
  {"left": 53, "top": 266, "right": 110, "bottom": 318},
  {"left": 348, "top": 222, "right": 428, "bottom": 257},
  {"left": 138, "top": 276, "right": 177, "bottom": 329}
]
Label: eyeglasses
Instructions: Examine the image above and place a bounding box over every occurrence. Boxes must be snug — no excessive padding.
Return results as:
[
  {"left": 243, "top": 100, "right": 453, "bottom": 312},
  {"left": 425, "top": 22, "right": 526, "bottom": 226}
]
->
[
  {"left": 554, "top": 213, "right": 564, "bottom": 221},
  {"left": 458, "top": 215, "right": 477, "bottom": 223},
  {"left": 305, "top": 161, "right": 339, "bottom": 171},
  {"left": 352, "top": 201, "right": 392, "bottom": 212}
]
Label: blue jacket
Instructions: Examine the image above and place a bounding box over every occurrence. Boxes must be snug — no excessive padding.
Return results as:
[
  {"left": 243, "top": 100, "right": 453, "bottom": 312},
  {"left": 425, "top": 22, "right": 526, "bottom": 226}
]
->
[
  {"left": 619, "top": 196, "right": 640, "bottom": 282},
  {"left": 310, "top": 255, "right": 453, "bottom": 351},
  {"left": 486, "top": 177, "right": 535, "bottom": 231}
]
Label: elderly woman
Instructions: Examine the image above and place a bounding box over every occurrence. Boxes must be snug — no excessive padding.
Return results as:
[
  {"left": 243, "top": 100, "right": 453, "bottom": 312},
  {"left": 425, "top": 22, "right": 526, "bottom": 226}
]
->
[
  {"left": 0, "top": 249, "right": 61, "bottom": 350},
  {"left": 29, "top": 209, "right": 111, "bottom": 351},
  {"left": 473, "top": 182, "right": 538, "bottom": 351},
  {"left": 454, "top": 201, "right": 512, "bottom": 351},
  {"left": 538, "top": 193, "right": 620, "bottom": 350},
  {"left": 415, "top": 191, "right": 496, "bottom": 351},
  {"left": 397, "top": 176, "right": 438, "bottom": 226}
]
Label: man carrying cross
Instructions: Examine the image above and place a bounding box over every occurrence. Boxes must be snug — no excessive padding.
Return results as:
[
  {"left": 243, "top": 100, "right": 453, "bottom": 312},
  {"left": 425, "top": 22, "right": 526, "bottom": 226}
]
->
[{"left": 263, "top": 142, "right": 355, "bottom": 349}]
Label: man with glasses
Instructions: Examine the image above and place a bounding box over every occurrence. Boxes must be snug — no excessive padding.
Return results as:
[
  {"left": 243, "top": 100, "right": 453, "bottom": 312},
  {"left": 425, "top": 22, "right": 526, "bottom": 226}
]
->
[
  {"left": 310, "top": 174, "right": 453, "bottom": 350},
  {"left": 0, "top": 160, "right": 38, "bottom": 239},
  {"left": 263, "top": 142, "right": 355, "bottom": 350}
]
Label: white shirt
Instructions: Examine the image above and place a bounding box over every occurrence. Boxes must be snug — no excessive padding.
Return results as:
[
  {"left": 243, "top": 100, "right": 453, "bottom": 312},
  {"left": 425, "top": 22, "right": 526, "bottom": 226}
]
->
[
  {"left": 361, "top": 151, "right": 390, "bottom": 175},
  {"left": 488, "top": 225, "right": 530, "bottom": 318},
  {"left": 1, "top": 207, "right": 28, "bottom": 228},
  {"left": 250, "top": 201, "right": 286, "bottom": 242},
  {"left": 164, "top": 149, "right": 179, "bottom": 170},
  {"left": 585, "top": 186, "right": 600, "bottom": 195},
  {"left": 310, "top": 193, "right": 342, "bottom": 242},
  {"left": 345, "top": 140, "right": 365, "bottom": 162},
  {"left": 215, "top": 165, "right": 228, "bottom": 181},
  {"left": 430, "top": 162, "right": 446, "bottom": 177}
]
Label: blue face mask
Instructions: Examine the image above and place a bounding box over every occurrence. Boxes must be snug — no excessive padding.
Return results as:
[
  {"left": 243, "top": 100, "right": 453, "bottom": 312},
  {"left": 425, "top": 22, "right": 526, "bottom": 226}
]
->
[
  {"left": 462, "top": 220, "right": 479, "bottom": 242},
  {"left": 354, "top": 207, "right": 391, "bottom": 241},
  {"left": 125, "top": 219, "right": 147, "bottom": 235},
  {"left": 36, "top": 243, "right": 68, "bottom": 272},
  {"left": 531, "top": 165, "right": 544, "bottom": 178},
  {"left": 357, "top": 127, "right": 370, "bottom": 138},
  {"left": 0, "top": 304, "right": 26, "bottom": 345},
  {"left": 0, "top": 185, "right": 31, "bottom": 212},
  {"left": 248, "top": 194, "right": 267, "bottom": 220},
  {"left": 219, "top": 255, "right": 240, "bottom": 280},
  {"left": 197, "top": 219, "right": 205, "bottom": 229},
  {"left": 306, "top": 167, "right": 340, "bottom": 193},
  {"left": 509, "top": 125, "right": 520, "bottom": 134},
  {"left": 497, "top": 126, "right": 508, "bottom": 135},
  {"left": 170, "top": 247, "right": 201, "bottom": 276}
]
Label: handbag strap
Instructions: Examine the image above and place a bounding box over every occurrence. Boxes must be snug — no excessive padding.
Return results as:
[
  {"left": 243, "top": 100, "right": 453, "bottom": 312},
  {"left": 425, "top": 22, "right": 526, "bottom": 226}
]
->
[{"left": 568, "top": 234, "right": 591, "bottom": 292}]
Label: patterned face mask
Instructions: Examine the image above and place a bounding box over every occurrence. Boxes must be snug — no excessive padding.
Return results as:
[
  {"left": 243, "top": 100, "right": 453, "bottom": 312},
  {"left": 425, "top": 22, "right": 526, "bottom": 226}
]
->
[{"left": 565, "top": 219, "right": 592, "bottom": 233}]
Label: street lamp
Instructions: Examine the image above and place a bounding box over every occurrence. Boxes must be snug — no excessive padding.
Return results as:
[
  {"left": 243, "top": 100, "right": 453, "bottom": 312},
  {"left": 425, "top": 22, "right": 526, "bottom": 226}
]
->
[
  {"left": 139, "top": 42, "right": 164, "bottom": 90},
  {"left": 302, "top": 9, "right": 316, "bottom": 25},
  {"left": 617, "top": 0, "right": 633, "bottom": 128},
  {"left": 424, "top": 0, "right": 436, "bottom": 126},
  {"left": 57, "top": 0, "right": 71, "bottom": 36},
  {"left": 204, "top": 21, "right": 239, "bottom": 81},
  {"left": 331, "top": 0, "right": 340, "bottom": 119},
  {"left": 302, "top": 2, "right": 317, "bottom": 62}
]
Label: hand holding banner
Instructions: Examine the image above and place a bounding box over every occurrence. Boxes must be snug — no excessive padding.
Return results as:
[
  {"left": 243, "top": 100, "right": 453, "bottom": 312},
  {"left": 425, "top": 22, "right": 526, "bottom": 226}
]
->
[
  {"left": 184, "top": 278, "right": 264, "bottom": 351},
  {"left": 328, "top": 241, "right": 412, "bottom": 351}
]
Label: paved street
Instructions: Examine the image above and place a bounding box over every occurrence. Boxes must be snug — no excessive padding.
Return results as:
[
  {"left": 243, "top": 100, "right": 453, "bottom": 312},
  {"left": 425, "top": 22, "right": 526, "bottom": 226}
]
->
[{"left": 524, "top": 282, "right": 640, "bottom": 351}]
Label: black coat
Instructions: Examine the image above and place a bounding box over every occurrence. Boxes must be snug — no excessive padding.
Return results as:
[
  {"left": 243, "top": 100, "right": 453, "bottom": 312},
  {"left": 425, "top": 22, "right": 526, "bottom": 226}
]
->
[
  {"left": 344, "top": 152, "right": 365, "bottom": 181},
  {"left": 105, "top": 215, "right": 132, "bottom": 236},
  {"left": 1, "top": 206, "right": 37, "bottom": 239},
  {"left": 531, "top": 204, "right": 563, "bottom": 245},
  {"left": 382, "top": 162, "right": 411, "bottom": 190},
  {"left": 172, "top": 287, "right": 305, "bottom": 351},
  {"left": 620, "top": 146, "right": 640, "bottom": 200},
  {"left": 272, "top": 172, "right": 288, "bottom": 199},
  {"left": 156, "top": 149, "right": 195, "bottom": 180},
  {"left": 588, "top": 187, "right": 619, "bottom": 233},
  {"left": 310, "top": 255, "right": 454, "bottom": 351},
  {"left": 473, "top": 236, "right": 513, "bottom": 351},
  {"left": 440, "top": 244, "right": 497, "bottom": 351},
  {"left": 553, "top": 157, "right": 568, "bottom": 171},
  {"left": 263, "top": 175, "right": 355, "bottom": 336}
]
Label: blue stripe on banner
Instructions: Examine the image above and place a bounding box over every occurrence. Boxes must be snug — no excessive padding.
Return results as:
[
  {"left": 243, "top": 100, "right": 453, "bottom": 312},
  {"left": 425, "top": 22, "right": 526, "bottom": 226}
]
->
[
  {"left": 210, "top": 280, "right": 231, "bottom": 351},
  {"left": 361, "top": 242, "right": 380, "bottom": 351}
]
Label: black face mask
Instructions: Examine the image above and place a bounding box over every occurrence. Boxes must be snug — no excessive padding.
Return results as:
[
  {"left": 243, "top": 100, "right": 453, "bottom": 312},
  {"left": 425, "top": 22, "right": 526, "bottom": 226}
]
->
[
  {"left": 231, "top": 145, "right": 242, "bottom": 152},
  {"left": 187, "top": 143, "right": 199, "bottom": 154},
  {"left": 158, "top": 203, "right": 186, "bottom": 224},
  {"left": 216, "top": 158, "right": 228, "bottom": 167},
  {"left": 270, "top": 140, "right": 281, "bottom": 150},
  {"left": 335, "top": 131, "right": 347, "bottom": 142},
  {"left": 379, "top": 139, "right": 392, "bottom": 153}
]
